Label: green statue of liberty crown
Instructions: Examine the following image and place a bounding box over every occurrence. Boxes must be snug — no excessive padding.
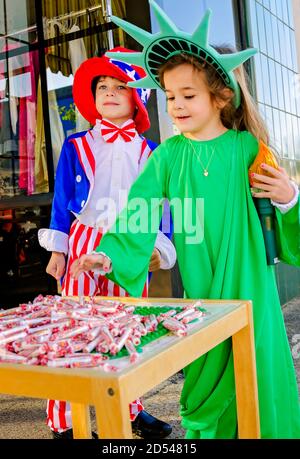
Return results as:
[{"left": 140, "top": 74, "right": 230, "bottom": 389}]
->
[{"left": 106, "top": 0, "right": 257, "bottom": 107}]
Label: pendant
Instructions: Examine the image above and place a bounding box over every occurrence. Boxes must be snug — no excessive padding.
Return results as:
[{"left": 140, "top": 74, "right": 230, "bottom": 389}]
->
[{"left": 203, "top": 170, "right": 209, "bottom": 176}]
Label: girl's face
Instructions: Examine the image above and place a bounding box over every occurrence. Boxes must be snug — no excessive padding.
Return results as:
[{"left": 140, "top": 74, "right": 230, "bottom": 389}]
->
[
  {"left": 95, "top": 76, "right": 136, "bottom": 126},
  {"left": 163, "top": 64, "right": 225, "bottom": 139}
]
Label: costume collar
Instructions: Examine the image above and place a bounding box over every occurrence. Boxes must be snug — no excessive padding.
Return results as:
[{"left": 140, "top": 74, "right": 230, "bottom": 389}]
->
[{"left": 95, "top": 118, "right": 138, "bottom": 143}]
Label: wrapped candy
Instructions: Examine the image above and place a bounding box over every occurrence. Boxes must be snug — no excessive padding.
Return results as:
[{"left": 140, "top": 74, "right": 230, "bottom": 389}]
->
[
  {"left": 162, "top": 317, "right": 187, "bottom": 337},
  {"left": 0, "top": 295, "right": 206, "bottom": 371},
  {"left": 0, "top": 331, "right": 28, "bottom": 346},
  {"left": 110, "top": 327, "right": 133, "bottom": 355},
  {"left": 182, "top": 310, "right": 203, "bottom": 324},
  {"left": 174, "top": 308, "right": 196, "bottom": 320},
  {"left": 99, "top": 326, "right": 115, "bottom": 345},
  {"left": 125, "top": 339, "right": 139, "bottom": 363},
  {"left": 83, "top": 335, "right": 104, "bottom": 353}
]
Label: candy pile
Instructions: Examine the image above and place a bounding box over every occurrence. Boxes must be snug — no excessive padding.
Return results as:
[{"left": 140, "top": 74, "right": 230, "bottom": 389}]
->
[{"left": 0, "top": 295, "right": 204, "bottom": 371}]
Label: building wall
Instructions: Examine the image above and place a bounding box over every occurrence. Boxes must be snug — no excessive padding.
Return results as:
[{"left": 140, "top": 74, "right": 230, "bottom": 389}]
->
[
  {"left": 292, "top": 0, "right": 300, "bottom": 66},
  {"left": 247, "top": 0, "right": 300, "bottom": 181}
]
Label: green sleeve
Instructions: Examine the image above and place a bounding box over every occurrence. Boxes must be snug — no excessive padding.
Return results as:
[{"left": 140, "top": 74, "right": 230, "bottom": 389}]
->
[
  {"left": 240, "top": 130, "right": 259, "bottom": 166},
  {"left": 275, "top": 198, "right": 300, "bottom": 266},
  {"left": 96, "top": 143, "right": 169, "bottom": 297}
]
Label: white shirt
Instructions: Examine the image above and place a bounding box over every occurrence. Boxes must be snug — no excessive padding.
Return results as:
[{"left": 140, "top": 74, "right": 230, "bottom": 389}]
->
[
  {"left": 76, "top": 119, "right": 148, "bottom": 230},
  {"left": 75, "top": 119, "right": 176, "bottom": 270}
]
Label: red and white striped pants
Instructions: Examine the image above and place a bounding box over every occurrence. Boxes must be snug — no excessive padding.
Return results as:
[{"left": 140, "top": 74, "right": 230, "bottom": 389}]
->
[{"left": 47, "top": 220, "right": 146, "bottom": 432}]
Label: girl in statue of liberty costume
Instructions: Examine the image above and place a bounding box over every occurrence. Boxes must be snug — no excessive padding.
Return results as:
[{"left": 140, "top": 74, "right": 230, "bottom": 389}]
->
[{"left": 70, "top": 1, "right": 300, "bottom": 439}]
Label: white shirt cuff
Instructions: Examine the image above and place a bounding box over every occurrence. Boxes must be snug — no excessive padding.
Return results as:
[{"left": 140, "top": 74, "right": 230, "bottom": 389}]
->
[
  {"left": 154, "top": 230, "right": 177, "bottom": 270},
  {"left": 38, "top": 229, "right": 69, "bottom": 255},
  {"left": 271, "top": 180, "right": 299, "bottom": 214}
]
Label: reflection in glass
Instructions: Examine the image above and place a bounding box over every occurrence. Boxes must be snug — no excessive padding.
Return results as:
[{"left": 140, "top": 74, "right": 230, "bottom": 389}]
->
[
  {"left": 268, "top": 59, "right": 278, "bottom": 108},
  {"left": 295, "top": 117, "right": 300, "bottom": 159},
  {"left": 256, "top": 3, "right": 267, "bottom": 55},
  {"left": 292, "top": 116, "right": 299, "bottom": 159},
  {"left": 264, "top": 11, "right": 274, "bottom": 59},
  {"left": 286, "top": 0, "right": 294, "bottom": 28},
  {"left": 275, "top": 63, "right": 285, "bottom": 111},
  {"left": 272, "top": 108, "right": 282, "bottom": 153},
  {"left": 289, "top": 70, "right": 296, "bottom": 115},
  {"left": 281, "top": 0, "right": 289, "bottom": 25},
  {"left": 286, "top": 114, "right": 295, "bottom": 159},
  {"left": 284, "top": 24, "right": 292, "bottom": 69},
  {"left": 276, "top": 0, "right": 283, "bottom": 21},
  {"left": 265, "top": 106, "right": 274, "bottom": 144},
  {"left": 270, "top": 14, "right": 280, "bottom": 64},
  {"left": 290, "top": 29, "right": 298, "bottom": 72},
  {"left": 278, "top": 21, "right": 287, "bottom": 67},
  {"left": 260, "top": 54, "right": 271, "bottom": 105},
  {"left": 258, "top": 102, "right": 266, "bottom": 120},
  {"left": 282, "top": 66, "right": 291, "bottom": 113},
  {"left": 249, "top": 0, "right": 259, "bottom": 47},
  {"left": 253, "top": 54, "right": 264, "bottom": 102},
  {"left": 280, "top": 111, "right": 288, "bottom": 157}
]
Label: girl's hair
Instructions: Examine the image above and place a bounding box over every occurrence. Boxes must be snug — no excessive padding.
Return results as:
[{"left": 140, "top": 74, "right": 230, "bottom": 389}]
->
[{"left": 158, "top": 47, "right": 269, "bottom": 144}]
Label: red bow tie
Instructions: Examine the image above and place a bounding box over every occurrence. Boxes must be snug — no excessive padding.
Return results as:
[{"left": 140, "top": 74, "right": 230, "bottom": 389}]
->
[{"left": 100, "top": 119, "right": 137, "bottom": 143}]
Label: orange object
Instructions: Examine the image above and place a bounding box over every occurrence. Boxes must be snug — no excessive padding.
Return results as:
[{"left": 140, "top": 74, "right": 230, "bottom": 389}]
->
[{"left": 248, "top": 142, "right": 280, "bottom": 186}]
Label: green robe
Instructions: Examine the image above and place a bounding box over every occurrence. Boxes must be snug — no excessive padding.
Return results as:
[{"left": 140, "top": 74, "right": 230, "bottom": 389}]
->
[{"left": 98, "top": 129, "right": 300, "bottom": 439}]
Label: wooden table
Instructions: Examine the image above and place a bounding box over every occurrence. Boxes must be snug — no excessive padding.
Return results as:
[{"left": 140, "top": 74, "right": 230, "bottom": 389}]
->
[{"left": 0, "top": 297, "right": 260, "bottom": 439}]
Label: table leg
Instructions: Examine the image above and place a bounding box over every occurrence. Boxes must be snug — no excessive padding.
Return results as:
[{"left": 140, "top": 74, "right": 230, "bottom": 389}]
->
[
  {"left": 70, "top": 403, "right": 92, "bottom": 439},
  {"left": 232, "top": 302, "right": 260, "bottom": 439},
  {"left": 94, "top": 382, "right": 133, "bottom": 439}
]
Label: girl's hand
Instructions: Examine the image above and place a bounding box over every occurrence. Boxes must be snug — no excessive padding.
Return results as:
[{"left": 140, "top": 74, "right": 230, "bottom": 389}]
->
[
  {"left": 149, "top": 248, "right": 161, "bottom": 272},
  {"left": 70, "top": 253, "right": 111, "bottom": 279},
  {"left": 250, "top": 164, "right": 295, "bottom": 204},
  {"left": 46, "top": 252, "right": 66, "bottom": 280}
]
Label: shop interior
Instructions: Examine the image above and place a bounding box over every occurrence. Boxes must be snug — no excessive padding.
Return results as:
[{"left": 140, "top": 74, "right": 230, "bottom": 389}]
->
[{"left": 0, "top": 0, "right": 168, "bottom": 308}]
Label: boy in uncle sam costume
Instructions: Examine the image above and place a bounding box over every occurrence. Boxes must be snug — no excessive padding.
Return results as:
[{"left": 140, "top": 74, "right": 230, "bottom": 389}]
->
[
  {"left": 71, "top": 1, "right": 300, "bottom": 439},
  {"left": 38, "top": 47, "right": 175, "bottom": 439}
]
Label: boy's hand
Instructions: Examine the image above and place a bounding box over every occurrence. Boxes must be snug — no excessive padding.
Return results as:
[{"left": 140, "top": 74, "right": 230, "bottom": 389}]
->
[
  {"left": 46, "top": 252, "right": 66, "bottom": 280},
  {"left": 250, "top": 164, "right": 295, "bottom": 204},
  {"left": 70, "top": 253, "right": 111, "bottom": 279},
  {"left": 149, "top": 248, "right": 161, "bottom": 272}
]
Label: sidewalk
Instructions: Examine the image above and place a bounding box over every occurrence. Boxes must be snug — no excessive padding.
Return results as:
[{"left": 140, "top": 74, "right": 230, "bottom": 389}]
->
[{"left": 0, "top": 297, "right": 299, "bottom": 439}]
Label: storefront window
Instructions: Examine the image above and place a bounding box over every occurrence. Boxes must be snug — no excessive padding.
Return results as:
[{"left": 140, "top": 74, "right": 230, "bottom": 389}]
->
[
  {"left": 0, "top": 1, "right": 36, "bottom": 197},
  {"left": 0, "top": 0, "right": 129, "bottom": 307},
  {"left": 0, "top": 0, "right": 127, "bottom": 198}
]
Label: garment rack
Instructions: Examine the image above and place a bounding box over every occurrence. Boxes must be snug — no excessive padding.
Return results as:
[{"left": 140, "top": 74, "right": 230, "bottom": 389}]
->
[{"left": 0, "top": 4, "right": 103, "bottom": 39}]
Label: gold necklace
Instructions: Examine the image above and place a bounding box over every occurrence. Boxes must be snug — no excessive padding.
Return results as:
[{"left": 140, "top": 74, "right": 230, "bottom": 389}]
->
[{"left": 187, "top": 138, "right": 216, "bottom": 176}]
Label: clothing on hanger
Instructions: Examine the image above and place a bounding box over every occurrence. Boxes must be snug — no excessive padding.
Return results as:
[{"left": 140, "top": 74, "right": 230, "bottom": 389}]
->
[
  {"left": 34, "top": 76, "right": 49, "bottom": 193},
  {"left": 18, "top": 49, "right": 39, "bottom": 195},
  {"left": 67, "top": 23, "right": 90, "bottom": 132}
]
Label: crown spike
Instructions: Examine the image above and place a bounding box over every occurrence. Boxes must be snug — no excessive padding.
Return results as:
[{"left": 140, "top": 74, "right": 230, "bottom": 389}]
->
[
  {"left": 109, "top": 14, "right": 153, "bottom": 48},
  {"left": 149, "top": 0, "right": 179, "bottom": 34},
  {"left": 108, "top": 2, "right": 259, "bottom": 108},
  {"left": 191, "top": 9, "right": 211, "bottom": 47},
  {"left": 219, "top": 48, "right": 257, "bottom": 72},
  {"left": 105, "top": 51, "right": 145, "bottom": 68},
  {"left": 127, "top": 76, "right": 158, "bottom": 89}
]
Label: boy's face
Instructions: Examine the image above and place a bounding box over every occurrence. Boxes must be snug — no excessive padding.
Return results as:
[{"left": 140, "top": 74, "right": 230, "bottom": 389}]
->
[
  {"left": 164, "top": 64, "right": 223, "bottom": 139},
  {"left": 95, "top": 76, "right": 136, "bottom": 126}
]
